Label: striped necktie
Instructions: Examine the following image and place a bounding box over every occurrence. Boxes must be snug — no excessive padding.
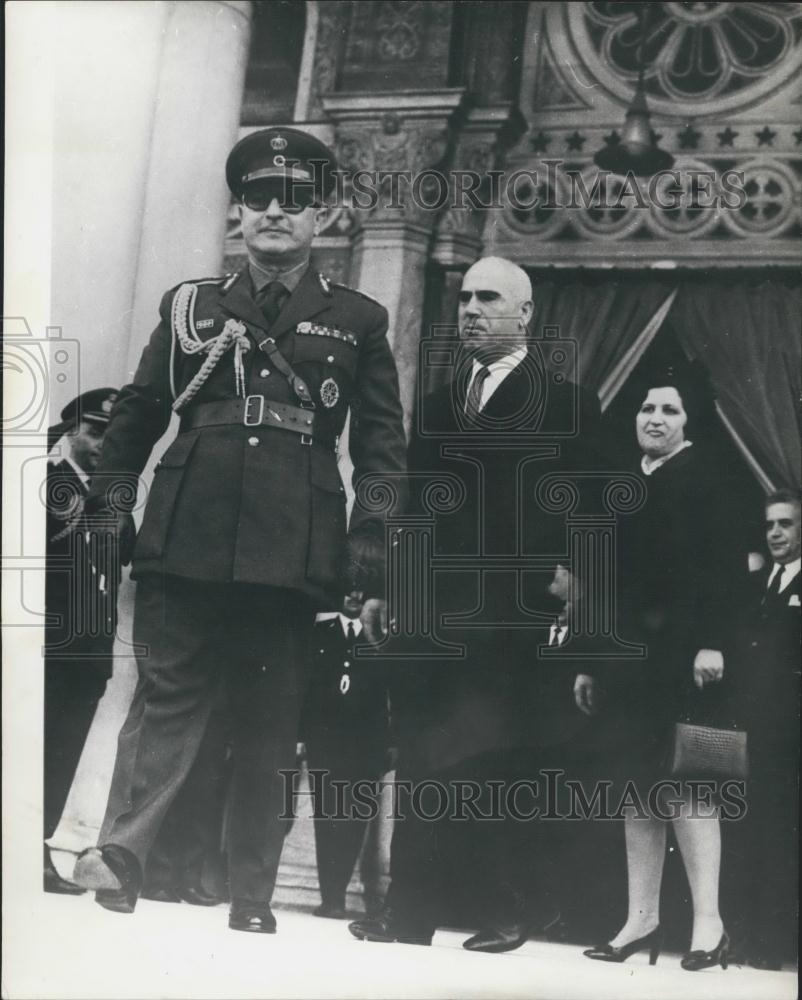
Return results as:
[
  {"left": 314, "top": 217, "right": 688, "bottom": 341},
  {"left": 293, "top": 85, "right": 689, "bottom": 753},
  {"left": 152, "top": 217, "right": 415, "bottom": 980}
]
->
[{"left": 465, "top": 365, "right": 490, "bottom": 420}]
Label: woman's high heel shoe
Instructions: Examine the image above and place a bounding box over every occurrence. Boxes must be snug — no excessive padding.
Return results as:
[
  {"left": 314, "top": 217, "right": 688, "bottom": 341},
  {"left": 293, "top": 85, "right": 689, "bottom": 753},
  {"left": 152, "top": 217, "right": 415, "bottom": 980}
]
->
[
  {"left": 583, "top": 926, "right": 662, "bottom": 965},
  {"left": 680, "top": 931, "right": 729, "bottom": 971}
]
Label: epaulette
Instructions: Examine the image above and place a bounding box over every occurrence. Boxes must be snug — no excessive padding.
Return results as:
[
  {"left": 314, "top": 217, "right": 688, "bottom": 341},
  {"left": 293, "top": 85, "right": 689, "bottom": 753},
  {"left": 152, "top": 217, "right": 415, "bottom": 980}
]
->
[
  {"left": 194, "top": 273, "right": 238, "bottom": 290},
  {"left": 170, "top": 274, "right": 237, "bottom": 296},
  {"left": 328, "top": 279, "right": 384, "bottom": 308}
]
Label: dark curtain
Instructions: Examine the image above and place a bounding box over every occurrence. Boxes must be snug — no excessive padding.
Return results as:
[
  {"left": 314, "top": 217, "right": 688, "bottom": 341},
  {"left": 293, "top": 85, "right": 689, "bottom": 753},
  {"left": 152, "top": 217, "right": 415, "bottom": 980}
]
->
[
  {"left": 529, "top": 277, "right": 673, "bottom": 395},
  {"left": 671, "top": 280, "right": 801, "bottom": 491}
]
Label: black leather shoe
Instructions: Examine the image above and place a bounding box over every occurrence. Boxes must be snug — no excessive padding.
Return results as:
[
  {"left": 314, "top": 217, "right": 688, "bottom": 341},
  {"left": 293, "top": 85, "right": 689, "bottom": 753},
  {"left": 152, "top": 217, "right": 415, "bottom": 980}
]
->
[
  {"left": 73, "top": 844, "right": 142, "bottom": 914},
  {"left": 314, "top": 901, "right": 347, "bottom": 919},
  {"left": 748, "top": 952, "right": 782, "bottom": 972},
  {"left": 141, "top": 885, "right": 183, "bottom": 904},
  {"left": 348, "top": 909, "right": 433, "bottom": 946},
  {"left": 44, "top": 849, "right": 85, "bottom": 895},
  {"left": 681, "top": 932, "right": 729, "bottom": 972},
  {"left": 229, "top": 901, "right": 277, "bottom": 934},
  {"left": 584, "top": 926, "right": 662, "bottom": 965},
  {"left": 463, "top": 923, "right": 529, "bottom": 954},
  {"left": 179, "top": 883, "right": 223, "bottom": 907}
]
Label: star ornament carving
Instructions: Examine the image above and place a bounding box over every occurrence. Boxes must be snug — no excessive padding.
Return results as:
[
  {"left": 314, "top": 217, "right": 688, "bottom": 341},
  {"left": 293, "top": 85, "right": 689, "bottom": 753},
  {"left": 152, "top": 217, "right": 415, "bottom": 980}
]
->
[
  {"left": 717, "top": 127, "right": 738, "bottom": 147},
  {"left": 530, "top": 131, "right": 552, "bottom": 153},
  {"left": 566, "top": 131, "right": 586, "bottom": 151},
  {"left": 678, "top": 125, "right": 702, "bottom": 150},
  {"left": 755, "top": 126, "right": 776, "bottom": 146}
]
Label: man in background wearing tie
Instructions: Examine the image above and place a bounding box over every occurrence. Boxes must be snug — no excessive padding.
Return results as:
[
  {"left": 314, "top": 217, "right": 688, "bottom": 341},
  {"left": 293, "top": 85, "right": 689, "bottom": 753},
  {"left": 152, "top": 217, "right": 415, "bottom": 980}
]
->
[
  {"left": 300, "top": 555, "right": 390, "bottom": 920},
  {"left": 72, "top": 127, "right": 407, "bottom": 934},
  {"left": 729, "top": 489, "right": 800, "bottom": 970}
]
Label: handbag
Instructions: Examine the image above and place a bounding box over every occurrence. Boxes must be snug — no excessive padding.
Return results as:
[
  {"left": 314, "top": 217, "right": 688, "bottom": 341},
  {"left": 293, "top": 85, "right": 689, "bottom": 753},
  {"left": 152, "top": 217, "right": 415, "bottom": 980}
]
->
[{"left": 667, "top": 721, "right": 749, "bottom": 780}]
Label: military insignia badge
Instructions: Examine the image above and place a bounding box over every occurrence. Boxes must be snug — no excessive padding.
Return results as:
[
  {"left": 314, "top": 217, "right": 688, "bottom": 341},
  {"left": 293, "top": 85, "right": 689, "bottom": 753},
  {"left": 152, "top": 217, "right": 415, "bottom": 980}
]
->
[
  {"left": 270, "top": 135, "right": 288, "bottom": 151},
  {"left": 320, "top": 377, "right": 340, "bottom": 409}
]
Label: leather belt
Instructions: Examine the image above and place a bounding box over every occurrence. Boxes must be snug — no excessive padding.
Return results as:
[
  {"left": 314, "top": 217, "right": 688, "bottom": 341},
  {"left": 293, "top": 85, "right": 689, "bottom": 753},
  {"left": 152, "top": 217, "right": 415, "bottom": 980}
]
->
[{"left": 180, "top": 396, "right": 317, "bottom": 445}]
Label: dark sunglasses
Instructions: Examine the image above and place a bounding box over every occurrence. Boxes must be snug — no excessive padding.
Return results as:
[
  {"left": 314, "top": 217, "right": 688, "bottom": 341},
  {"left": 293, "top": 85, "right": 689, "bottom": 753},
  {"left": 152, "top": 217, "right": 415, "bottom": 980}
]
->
[{"left": 241, "top": 181, "right": 319, "bottom": 214}]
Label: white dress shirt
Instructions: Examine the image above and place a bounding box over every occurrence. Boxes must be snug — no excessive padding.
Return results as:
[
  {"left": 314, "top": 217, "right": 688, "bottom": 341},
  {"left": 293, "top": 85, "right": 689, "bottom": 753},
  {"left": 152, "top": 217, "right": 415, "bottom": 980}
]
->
[
  {"left": 466, "top": 347, "right": 528, "bottom": 413},
  {"left": 767, "top": 558, "right": 801, "bottom": 594},
  {"left": 314, "top": 612, "right": 363, "bottom": 637}
]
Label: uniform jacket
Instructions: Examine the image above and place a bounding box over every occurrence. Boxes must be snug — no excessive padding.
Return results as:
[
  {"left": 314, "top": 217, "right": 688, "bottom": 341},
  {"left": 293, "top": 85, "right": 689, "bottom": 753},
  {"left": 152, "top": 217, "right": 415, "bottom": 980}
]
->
[
  {"left": 88, "top": 267, "right": 407, "bottom": 605},
  {"left": 300, "top": 616, "right": 389, "bottom": 767},
  {"left": 46, "top": 459, "right": 116, "bottom": 673},
  {"left": 395, "top": 356, "right": 603, "bottom": 771}
]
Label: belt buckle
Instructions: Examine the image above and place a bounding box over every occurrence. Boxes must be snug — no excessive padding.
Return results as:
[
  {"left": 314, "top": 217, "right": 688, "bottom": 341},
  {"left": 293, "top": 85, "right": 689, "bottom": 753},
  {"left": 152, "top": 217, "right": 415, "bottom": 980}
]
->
[
  {"left": 300, "top": 400, "right": 314, "bottom": 446},
  {"left": 244, "top": 395, "right": 265, "bottom": 426}
]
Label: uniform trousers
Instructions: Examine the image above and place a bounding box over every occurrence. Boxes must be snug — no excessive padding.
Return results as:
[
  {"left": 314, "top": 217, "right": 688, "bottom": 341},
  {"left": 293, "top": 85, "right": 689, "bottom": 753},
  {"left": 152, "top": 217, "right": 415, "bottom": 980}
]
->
[
  {"left": 44, "top": 657, "right": 110, "bottom": 840},
  {"left": 100, "top": 573, "right": 314, "bottom": 903},
  {"left": 306, "top": 743, "right": 384, "bottom": 908}
]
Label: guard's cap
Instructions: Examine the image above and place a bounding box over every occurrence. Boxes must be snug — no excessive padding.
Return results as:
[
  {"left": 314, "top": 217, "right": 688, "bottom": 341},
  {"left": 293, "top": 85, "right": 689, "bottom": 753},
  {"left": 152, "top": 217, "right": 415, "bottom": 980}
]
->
[
  {"left": 59, "top": 387, "right": 119, "bottom": 428},
  {"left": 226, "top": 127, "right": 338, "bottom": 199}
]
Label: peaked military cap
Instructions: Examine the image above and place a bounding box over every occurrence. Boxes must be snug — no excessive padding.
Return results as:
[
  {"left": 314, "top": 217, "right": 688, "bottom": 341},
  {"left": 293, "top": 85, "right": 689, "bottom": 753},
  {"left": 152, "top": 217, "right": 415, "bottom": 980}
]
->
[
  {"left": 226, "top": 126, "right": 338, "bottom": 199},
  {"left": 59, "top": 387, "right": 119, "bottom": 428}
]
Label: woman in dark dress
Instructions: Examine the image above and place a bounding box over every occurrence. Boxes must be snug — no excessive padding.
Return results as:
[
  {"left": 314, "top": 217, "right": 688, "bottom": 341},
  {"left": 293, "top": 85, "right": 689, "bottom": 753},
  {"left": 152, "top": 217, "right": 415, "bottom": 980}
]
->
[{"left": 581, "top": 364, "right": 747, "bottom": 970}]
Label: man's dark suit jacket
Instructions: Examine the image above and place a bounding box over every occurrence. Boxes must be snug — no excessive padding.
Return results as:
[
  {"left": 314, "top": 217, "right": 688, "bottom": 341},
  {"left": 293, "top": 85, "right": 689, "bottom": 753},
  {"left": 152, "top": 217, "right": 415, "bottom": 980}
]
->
[
  {"left": 396, "top": 352, "right": 602, "bottom": 773},
  {"left": 730, "top": 564, "right": 801, "bottom": 757},
  {"left": 301, "top": 616, "right": 389, "bottom": 769}
]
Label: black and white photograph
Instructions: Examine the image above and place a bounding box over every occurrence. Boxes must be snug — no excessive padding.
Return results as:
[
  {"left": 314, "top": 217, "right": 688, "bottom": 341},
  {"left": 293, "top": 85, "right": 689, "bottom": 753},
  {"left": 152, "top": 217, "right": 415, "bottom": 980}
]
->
[{"left": 3, "top": 2, "right": 800, "bottom": 998}]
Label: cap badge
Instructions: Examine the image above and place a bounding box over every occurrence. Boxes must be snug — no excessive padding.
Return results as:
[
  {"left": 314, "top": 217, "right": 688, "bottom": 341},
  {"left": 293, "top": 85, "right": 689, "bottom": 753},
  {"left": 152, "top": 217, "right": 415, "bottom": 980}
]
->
[
  {"left": 102, "top": 398, "right": 114, "bottom": 413},
  {"left": 270, "top": 135, "right": 288, "bottom": 151},
  {"left": 273, "top": 154, "right": 286, "bottom": 167},
  {"left": 320, "top": 377, "right": 340, "bottom": 409}
]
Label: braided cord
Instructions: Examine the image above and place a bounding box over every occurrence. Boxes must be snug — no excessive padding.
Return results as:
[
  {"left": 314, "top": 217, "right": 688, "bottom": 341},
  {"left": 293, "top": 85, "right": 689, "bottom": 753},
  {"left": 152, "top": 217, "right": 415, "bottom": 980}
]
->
[{"left": 172, "top": 318, "right": 251, "bottom": 414}]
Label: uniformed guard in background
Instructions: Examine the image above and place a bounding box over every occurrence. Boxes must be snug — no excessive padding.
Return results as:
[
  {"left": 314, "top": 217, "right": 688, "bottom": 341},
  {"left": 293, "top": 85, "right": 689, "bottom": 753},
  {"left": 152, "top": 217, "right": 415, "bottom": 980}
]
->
[
  {"left": 73, "top": 126, "right": 407, "bottom": 934},
  {"left": 44, "top": 387, "right": 118, "bottom": 893},
  {"left": 300, "top": 545, "right": 391, "bottom": 920}
]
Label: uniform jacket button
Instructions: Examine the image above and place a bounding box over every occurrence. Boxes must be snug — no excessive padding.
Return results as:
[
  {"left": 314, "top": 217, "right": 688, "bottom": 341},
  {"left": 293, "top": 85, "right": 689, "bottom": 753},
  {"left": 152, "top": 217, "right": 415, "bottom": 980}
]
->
[
  {"left": 248, "top": 436, "right": 259, "bottom": 446},
  {"left": 260, "top": 368, "right": 270, "bottom": 378}
]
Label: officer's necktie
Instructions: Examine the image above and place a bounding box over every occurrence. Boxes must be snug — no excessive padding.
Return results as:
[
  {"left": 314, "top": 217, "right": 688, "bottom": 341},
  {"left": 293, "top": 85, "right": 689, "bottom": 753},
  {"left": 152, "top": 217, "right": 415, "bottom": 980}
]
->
[
  {"left": 255, "top": 280, "right": 289, "bottom": 329},
  {"left": 465, "top": 365, "right": 490, "bottom": 420},
  {"left": 347, "top": 621, "right": 356, "bottom": 645}
]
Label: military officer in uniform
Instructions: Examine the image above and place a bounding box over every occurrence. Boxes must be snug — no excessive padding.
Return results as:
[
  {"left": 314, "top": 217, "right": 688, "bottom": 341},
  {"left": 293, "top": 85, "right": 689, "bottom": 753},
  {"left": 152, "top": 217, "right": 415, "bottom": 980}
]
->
[
  {"left": 44, "top": 388, "right": 118, "bottom": 893},
  {"left": 73, "top": 127, "right": 407, "bottom": 934}
]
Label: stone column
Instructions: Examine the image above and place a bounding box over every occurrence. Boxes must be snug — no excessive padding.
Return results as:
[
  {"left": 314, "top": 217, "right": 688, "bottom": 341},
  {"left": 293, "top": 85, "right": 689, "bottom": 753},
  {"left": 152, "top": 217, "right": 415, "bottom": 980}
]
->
[
  {"left": 322, "top": 91, "right": 465, "bottom": 433},
  {"left": 51, "top": 0, "right": 254, "bottom": 846},
  {"left": 127, "top": 1, "right": 253, "bottom": 378},
  {"left": 432, "top": 104, "right": 524, "bottom": 267}
]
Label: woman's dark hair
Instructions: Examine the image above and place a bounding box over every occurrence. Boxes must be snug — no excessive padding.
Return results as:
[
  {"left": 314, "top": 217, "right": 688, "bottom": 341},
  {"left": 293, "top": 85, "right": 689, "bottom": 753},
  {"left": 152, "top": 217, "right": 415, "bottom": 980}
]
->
[{"left": 634, "top": 359, "right": 717, "bottom": 438}]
